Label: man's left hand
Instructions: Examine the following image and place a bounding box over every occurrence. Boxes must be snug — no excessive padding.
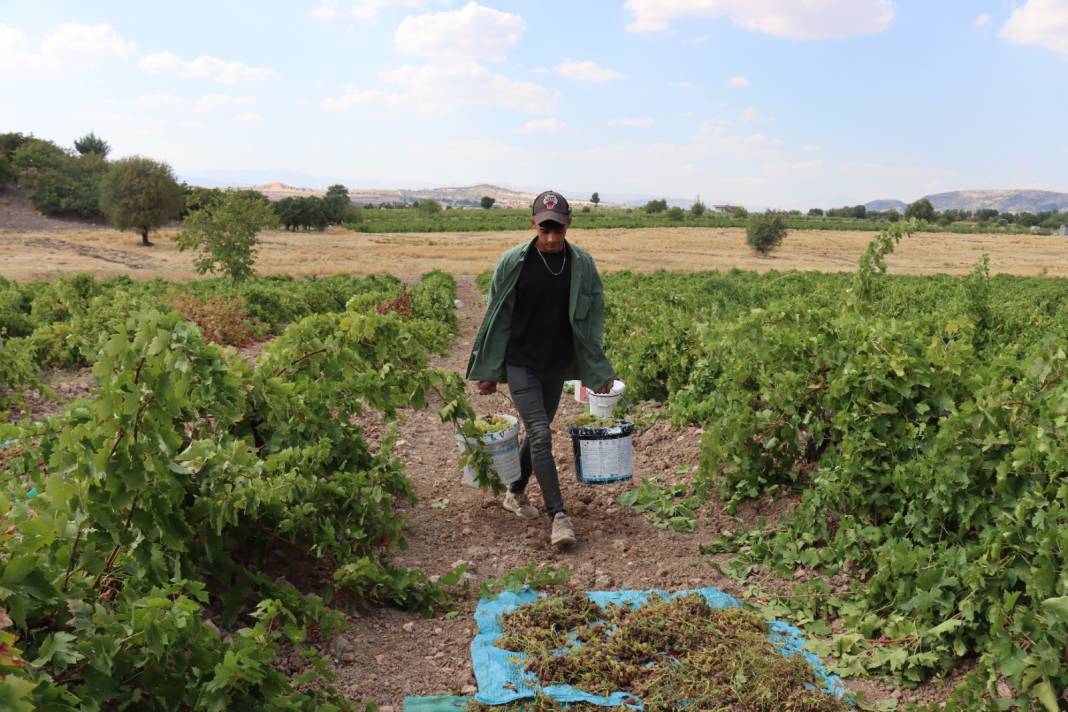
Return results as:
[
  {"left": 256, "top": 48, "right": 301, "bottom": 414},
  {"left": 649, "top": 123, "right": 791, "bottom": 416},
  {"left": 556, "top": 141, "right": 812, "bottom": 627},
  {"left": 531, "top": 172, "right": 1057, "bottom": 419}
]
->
[{"left": 592, "top": 382, "right": 613, "bottom": 394}]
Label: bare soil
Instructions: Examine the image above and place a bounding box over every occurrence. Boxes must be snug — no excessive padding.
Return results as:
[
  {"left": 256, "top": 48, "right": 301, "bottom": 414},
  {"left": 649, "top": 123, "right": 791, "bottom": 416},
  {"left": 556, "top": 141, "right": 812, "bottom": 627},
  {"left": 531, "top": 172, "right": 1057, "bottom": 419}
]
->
[{"left": 4, "top": 222, "right": 1068, "bottom": 282}]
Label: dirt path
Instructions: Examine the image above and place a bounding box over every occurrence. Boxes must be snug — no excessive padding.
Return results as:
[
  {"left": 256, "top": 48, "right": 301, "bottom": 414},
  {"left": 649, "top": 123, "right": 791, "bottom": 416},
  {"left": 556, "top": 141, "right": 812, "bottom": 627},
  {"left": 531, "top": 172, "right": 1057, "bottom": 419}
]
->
[{"left": 330, "top": 276, "right": 738, "bottom": 705}]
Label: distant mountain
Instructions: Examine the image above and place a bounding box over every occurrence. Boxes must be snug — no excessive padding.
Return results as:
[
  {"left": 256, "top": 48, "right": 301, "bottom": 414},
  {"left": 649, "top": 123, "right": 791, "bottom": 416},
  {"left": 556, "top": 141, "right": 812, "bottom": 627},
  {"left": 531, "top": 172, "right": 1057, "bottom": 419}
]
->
[
  {"left": 246, "top": 182, "right": 598, "bottom": 209},
  {"left": 923, "top": 190, "right": 1068, "bottom": 213},
  {"left": 865, "top": 199, "right": 907, "bottom": 212}
]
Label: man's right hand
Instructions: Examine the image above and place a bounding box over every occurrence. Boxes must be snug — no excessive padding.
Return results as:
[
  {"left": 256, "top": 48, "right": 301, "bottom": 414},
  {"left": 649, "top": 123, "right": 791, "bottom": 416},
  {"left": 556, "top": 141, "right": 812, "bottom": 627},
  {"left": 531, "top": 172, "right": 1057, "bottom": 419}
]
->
[{"left": 478, "top": 380, "right": 497, "bottom": 395}]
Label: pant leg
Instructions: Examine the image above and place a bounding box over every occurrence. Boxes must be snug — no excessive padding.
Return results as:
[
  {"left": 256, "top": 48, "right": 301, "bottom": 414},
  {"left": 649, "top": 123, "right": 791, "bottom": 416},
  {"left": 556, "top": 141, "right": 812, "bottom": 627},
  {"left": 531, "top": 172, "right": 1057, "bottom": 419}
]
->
[{"left": 506, "top": 364, "right": 567, "bottom": 517}]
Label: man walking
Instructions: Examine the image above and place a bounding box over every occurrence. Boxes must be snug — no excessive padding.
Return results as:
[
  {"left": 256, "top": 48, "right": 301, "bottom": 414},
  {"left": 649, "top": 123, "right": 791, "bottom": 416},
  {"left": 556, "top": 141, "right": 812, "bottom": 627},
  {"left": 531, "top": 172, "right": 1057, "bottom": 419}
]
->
[{"left": 466, "top": 190, "right": 615, "bottom": 547}]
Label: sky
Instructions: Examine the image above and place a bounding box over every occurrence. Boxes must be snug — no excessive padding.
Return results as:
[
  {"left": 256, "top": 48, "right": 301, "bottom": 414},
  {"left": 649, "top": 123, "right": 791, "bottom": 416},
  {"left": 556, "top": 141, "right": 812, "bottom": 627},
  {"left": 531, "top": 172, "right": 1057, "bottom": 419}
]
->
[{"left": 2, "top": 0, "right": 1067, "bottom": 209}]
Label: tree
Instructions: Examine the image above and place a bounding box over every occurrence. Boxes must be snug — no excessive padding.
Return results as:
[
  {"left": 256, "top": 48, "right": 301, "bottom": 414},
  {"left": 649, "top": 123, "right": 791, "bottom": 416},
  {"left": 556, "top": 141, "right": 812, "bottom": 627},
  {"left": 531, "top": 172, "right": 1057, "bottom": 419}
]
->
[
  {"left": 591, "top": 192, "right": 600, "bottom": 208},
  {"left": 885, "top": 209, "right": 901, "bottom": 223},
  {"left": 807, "top": 208, "right": 824, "bottom": 217},
  {"left": 324, "top": 184, "right": 350, "bottom": 223},
  {"left": 644, "top": 198, "right": 668, "bottom": 213},
  {"left": 0, "top": 157, "right": 15, "bottom": 188},
  {"left": 851, "top": 205, "right": 867, "bottom": 219},
  {"left": 904, "top": 198, "right": 935, "bottom": 222},
  {"left": 13, "top": 138, "right": 106, "bottom": 216},
  {"left": 691, "top": 200, "right": 706, "bottom": 216},
  {"left": 480, "top": 196, "right": 496, "bottom": 209},
  {"left": 746, "top": 212, "right": 787, "bottom": 256},
  {"left": 417, "top": 198, "right": 442, "bottom": 215},
  {"left": 668, "top": 206, "right": 686, "bottom": 221},
  {"left": 74, "top": 131, "right": 110, "bottom": 158},
  {"left": 99, "top": 156, "right": 183, "bottom": 245},
  {"left": 975, "top": 208, "right": 999, "bottom": 223},
  {"left": 175, "top": 192, "right": 279, "bottom": 281}
]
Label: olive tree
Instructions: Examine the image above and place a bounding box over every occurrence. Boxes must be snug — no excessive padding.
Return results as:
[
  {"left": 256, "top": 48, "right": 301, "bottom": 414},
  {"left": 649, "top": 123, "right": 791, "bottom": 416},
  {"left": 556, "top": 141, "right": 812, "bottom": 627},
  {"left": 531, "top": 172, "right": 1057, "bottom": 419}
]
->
[
  {"left": 175, "top": 192, "right": 279, "bottom": 282},
  {"left": 99, "top": 157, "right": 183, "bottom": 245},
  {"left": 480, "top": 196, "right": 496, "bottom": 209}
]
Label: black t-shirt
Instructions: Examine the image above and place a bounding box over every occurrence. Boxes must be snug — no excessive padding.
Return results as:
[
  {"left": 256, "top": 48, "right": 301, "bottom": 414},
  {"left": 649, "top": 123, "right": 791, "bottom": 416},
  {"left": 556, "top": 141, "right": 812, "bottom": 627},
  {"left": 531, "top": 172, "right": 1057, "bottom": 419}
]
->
[{"left": 506, "top": 239, "right": 574, "bottom": 372}]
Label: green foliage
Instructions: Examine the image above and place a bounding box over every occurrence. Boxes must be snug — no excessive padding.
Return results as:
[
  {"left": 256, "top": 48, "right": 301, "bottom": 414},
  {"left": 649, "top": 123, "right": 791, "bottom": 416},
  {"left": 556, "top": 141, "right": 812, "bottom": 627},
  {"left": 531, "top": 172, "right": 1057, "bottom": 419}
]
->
[
  {"left": 416, "top": 198, "right": 443, "bottom": 215},
  {"left": 275, "top": 196, "right": 330, "bottom": 231},
  {"left": 0, "top": 269, "right": 490, "bottom": 707},
  {"left": 12, "top": 138, "right": 106, "bottom": 217},
  {"left": 478, "top": 563, "right": 574, "bottom": 598},
  {"left": 668, "top": 206, "right": 685, "bottom": 221},
  {"left": 618, "top": 477, "right": 699, "bottom": 532},
  {"left": 643, "top": 198, "right": 668, "bottom": 213},
  {"left": 0, "top": 156, "right": 15, "bottom": 188},
  {"left": 746, "top": 212, "right": 787, "bottom": 255},
  {"left": 690, "top": 201, "right": 706, "bottom": 216},
  {"left": 480, "top": 196, "right": 496, "bottom": 209},
  {"left": 591, "top": 192, "right": 600, "bottom": 207},
  {"left": 99, "top": 156, "right": 183, "bottom": 244},
  {"left": 175, "top": 191, "right": 280, "bottom": 281},
  {"left": 599, "top": 232, "right": 1068, "bottom": 709},
  {"left": 905, "top": 198, "right": 935, "bottom": 222},
  {"left": 73, "top": 131, "right": 110, "bottom": 158},
  {"left": 324, "top": 184, "right": 351, "bottom": 224}
]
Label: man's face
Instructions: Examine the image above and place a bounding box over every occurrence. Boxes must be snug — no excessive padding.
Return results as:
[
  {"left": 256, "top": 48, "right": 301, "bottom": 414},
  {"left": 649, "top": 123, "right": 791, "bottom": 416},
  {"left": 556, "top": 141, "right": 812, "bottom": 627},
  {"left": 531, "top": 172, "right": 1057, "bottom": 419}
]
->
[{"left": 532, "top": 217, "right": 569, "bottom": 253}]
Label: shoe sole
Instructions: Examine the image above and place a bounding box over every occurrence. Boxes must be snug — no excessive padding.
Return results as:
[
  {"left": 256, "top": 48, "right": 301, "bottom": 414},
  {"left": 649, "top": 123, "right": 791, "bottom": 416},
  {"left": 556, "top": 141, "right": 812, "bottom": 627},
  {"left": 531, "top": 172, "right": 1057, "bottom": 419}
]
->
[{"left": 551, "top": 533, "right": 577, "bottom": 547}]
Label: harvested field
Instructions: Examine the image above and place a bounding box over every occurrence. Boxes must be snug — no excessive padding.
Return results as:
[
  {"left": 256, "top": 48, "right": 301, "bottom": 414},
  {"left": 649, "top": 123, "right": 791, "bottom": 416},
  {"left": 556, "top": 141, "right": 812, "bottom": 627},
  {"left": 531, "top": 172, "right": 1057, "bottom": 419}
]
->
[{"left": 2, "top": 225, "right": 1068, "bottom": 281}]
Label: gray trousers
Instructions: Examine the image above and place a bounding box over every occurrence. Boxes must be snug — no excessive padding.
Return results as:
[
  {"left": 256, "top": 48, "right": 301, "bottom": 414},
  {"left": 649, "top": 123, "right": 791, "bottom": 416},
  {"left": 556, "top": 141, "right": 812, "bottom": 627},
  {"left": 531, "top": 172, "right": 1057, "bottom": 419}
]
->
[{"left": 506, "top": 364, "right": 567, "bottom": 518}]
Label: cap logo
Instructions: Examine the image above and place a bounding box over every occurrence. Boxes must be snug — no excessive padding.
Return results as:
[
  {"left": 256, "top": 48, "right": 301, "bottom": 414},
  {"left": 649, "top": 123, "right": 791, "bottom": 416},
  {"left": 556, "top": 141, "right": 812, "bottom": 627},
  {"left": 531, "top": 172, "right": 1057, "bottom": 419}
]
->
[{"left": 543, "top": 194, "right": 559, "bottom": 210}]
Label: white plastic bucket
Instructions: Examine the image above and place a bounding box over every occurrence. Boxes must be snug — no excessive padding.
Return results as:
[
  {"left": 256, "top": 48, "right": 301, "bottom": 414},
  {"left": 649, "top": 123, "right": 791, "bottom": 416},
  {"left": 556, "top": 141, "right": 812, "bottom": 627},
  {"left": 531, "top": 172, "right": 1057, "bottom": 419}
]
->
[
  {"left": 570, "top": 380, "right": 589, "bottom": 404},
  {"left": 587, "top": 380, "right": 625, "bottom": 418},
  {"left": 455, "top": 414, "right": 522, "bottom": 488},
  {"left": 569, "top": 420, "right": 634, "bottom": 484}
]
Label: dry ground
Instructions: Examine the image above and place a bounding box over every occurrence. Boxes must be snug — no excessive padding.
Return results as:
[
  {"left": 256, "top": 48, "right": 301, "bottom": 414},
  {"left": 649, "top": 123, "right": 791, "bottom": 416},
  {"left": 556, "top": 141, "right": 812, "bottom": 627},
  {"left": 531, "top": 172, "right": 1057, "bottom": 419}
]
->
[{"left": 3, "top": 224, "right": 1068, "bottom": 281}]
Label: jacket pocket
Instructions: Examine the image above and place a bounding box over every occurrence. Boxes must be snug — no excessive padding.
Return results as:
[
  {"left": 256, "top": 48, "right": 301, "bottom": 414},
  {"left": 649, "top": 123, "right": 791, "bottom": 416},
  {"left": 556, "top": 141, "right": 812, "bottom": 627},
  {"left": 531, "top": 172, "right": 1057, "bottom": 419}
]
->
[{"left": 574, "top": 292, "right": 592, "bottom": 321}]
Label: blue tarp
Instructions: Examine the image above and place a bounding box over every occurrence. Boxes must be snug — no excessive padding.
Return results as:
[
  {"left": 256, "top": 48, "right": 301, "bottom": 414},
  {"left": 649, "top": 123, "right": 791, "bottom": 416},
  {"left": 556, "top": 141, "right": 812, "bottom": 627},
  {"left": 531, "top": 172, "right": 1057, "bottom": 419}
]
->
[{"left": 471, "top": 587, "right": 848, "bottom": 708}]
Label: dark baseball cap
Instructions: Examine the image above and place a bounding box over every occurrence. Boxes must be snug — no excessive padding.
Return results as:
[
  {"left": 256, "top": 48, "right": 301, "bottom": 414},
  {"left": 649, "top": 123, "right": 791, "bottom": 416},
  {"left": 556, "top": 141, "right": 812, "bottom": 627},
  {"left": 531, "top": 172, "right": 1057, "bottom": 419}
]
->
[{"left": 532, "top": 190, "right": 571, "bottom": 225}]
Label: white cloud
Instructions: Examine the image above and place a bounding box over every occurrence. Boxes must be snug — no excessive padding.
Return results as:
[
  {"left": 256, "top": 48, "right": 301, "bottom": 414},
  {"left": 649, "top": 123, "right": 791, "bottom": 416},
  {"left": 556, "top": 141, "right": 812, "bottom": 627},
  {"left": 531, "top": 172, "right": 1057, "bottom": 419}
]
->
[
  {"left": 610, "top": 117, "right": 654, "bottom": 127},
  {"left": 1001, "top": 0, "right": 1068, "bottom": 56},
  {"left": 379, "top": 60, "right": 558, "bottom": 114},
  {"left": 141, "top": 52, "right": 273, "bottom": 84},
  {"left": 0, "top": 21, "right": 135, "bottom": 76},
  {"left": 395, "top": 2, "right": 524, "bottom": 62},
  {"left": 230, "top": 113, "right": 263, "bottom": 126},
  {"left": 196, "top": 93, "right": 257, "bottom": 109},
  {"left": 974, "top": 12, "right": 991, "bottom": 28},
  {"left": 310, "top": 1, "right": 344, "bottom": 19},
  {"left": 741, "top": 106, "right": 758, "bottom": 123},
  {"left": 726, "top": 75, "right": 750, "bottom": 88},
  {"left": 137, "top": 93, "right": 186, "bottom": 109},
  {"left": 519, "top": 118, "right": 566, "bottom": 133},
  {"left": 354, "top": 0, "right": 427, "bottom": 20},
  {"left": 675, "top": 80, "right": 704, "bottom": 91},
  {"left": 322, "top": 87, "right": 408, "bottom": 112},
  {"left": 555, "top": 60, "right": 624, "bottom": 82},
  {"left": 766, "top": 159, "right": 827, "bottom": 175},
  {"left": 624, "top": 0, "right": 895, "bottom": 39},
  {"left": 800, "top": 143, "right": 821, "bottom": 152},
  {"left": 137, "top": 93, "right": 257, "bottom": 112}
]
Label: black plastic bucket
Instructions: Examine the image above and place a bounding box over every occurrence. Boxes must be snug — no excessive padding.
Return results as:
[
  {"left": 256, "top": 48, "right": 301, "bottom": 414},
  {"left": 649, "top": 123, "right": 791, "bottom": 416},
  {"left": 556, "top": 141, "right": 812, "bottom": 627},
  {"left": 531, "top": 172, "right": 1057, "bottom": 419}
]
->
[{"left": 568, "top": 420, "right": 634, "bottom": 484}]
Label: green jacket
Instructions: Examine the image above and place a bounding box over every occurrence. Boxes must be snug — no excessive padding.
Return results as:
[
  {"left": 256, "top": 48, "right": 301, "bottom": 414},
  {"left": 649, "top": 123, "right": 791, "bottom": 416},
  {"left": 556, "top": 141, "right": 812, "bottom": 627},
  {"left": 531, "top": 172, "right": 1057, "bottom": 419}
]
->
[{"left": 466, "top": 239, "right": 615, "bottom": 388}]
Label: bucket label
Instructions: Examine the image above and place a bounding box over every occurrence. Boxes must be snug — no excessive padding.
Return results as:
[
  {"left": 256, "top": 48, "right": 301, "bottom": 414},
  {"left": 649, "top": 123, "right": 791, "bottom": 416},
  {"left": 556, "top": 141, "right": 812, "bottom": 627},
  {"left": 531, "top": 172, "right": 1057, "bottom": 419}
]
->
[{"left": 577, "top": 436, "right": 633, "bottom": 483}]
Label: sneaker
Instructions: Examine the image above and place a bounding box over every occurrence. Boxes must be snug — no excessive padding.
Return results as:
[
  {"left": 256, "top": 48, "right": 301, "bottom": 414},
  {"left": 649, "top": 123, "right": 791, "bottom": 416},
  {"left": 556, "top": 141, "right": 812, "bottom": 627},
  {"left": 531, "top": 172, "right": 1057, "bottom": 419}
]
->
[
  {"left": 502, "top": 490, "right": 539, "bottom": 519},
  {"left": 550, "top": 513, "right": 577, "bottom": 547}
]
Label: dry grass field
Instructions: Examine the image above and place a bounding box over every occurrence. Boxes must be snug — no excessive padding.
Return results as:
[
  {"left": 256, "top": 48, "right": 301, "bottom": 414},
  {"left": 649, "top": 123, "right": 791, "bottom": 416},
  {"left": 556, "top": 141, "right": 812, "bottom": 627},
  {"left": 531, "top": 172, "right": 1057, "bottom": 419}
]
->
[{"left": 2, "top": 225, "right": 1067, "bottom": 281}]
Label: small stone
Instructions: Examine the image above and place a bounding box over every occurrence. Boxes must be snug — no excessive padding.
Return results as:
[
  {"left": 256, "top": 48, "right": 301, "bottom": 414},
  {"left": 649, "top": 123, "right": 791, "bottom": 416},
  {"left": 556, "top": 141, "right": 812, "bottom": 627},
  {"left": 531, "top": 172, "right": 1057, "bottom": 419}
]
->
[
  {"left": 402, "top": 622, "right": 416, "bottom": 633},
  {"left": 593, "top": 569, "right": 613, "bottom": 589},
  {"left": 461, "top": 684, "right": 478, "bottom": 695},
  {"left": 612, "top": 539, "right": 628, "bottom": 552},
  {"left": 433, "top": 627, "right": 443, "bottom": 635},
  {"left": 380, "top": 707, "right": 395, "bottom": 712},
  {"left": 341, "top": 651, "right": 356, "bottom": 663},
  {"left": 375, "top": 654, "right": 386, "bottom": 665},
  {"left": 462, "top": 527, "right": 474, "bottom": 536}
]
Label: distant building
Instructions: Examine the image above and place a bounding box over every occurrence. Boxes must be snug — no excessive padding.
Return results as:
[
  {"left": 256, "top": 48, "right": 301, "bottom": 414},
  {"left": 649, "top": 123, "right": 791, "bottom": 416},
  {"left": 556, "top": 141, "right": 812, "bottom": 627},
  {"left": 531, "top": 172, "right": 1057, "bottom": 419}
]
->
[{"left": 1058, "top": 224, "right": 1068, "bottom": 236}]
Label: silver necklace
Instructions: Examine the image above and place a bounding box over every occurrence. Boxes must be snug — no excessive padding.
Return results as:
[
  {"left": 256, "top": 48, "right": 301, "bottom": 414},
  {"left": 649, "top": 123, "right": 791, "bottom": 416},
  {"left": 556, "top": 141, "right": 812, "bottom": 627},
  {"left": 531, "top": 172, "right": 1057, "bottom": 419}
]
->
[{"left": 536, "top": 246, "right": 567, "bottom": 276}]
